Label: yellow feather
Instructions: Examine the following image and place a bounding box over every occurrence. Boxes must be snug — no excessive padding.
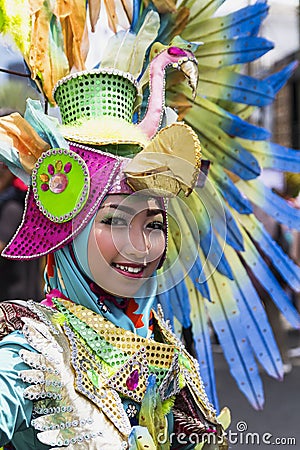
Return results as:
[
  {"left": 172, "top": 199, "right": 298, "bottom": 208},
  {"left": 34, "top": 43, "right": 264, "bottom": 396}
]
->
[
  {"left": 0, "top": 0, "right": 31, "bottom": 55},
  {"left": 88, "top": 0, "right": 101, "bottom": 32}
]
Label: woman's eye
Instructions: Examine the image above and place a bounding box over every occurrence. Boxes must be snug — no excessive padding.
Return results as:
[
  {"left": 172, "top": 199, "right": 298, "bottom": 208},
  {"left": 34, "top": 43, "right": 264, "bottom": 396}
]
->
[
  {"left": 100, "top": 216, "right": 128, "bottom": 226},
  {"left": 147, "top": 220, "right": 164, "bottom": 230}
]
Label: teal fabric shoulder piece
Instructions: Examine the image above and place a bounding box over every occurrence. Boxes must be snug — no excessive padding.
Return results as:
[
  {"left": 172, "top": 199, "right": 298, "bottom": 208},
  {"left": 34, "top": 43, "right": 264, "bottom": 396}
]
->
[{"left": 0, "top": 331, "right": 49, "bottom": 449}]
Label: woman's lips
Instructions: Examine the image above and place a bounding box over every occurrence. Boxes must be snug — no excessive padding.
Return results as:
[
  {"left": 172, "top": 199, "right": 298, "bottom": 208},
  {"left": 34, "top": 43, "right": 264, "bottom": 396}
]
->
[{"left": 112, "top": 262, "right": 146, "bottom": 278}]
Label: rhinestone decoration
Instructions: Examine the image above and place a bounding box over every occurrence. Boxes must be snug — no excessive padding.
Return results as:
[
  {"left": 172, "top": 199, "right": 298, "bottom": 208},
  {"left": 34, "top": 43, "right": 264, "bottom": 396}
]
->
[
  {"left": 107, "top": 350, "right": 149, "bottom": 402},
  {"left": 48, "top": 172, "right": 68, "bottom": 193},
  {"left": 39, "top": 160, "right": 72, "bottom": 193},
  {"left": 125, "top": 403, "right": 138, "bottom": 419},
  {"left": 126, "top": 369, "right": 139, "bottom": 391},
  {"left": 32, "top": 148, "right": 90, "bottom": 223},
  {"left": 159, "top": 353, "right": 181, "bottom": 401}
]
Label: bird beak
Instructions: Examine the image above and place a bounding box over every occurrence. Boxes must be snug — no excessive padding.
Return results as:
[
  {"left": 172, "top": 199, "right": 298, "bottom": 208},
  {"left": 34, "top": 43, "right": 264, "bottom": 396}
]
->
[{"left": 180, "top": 59, "right": 198, "bottom": 100}]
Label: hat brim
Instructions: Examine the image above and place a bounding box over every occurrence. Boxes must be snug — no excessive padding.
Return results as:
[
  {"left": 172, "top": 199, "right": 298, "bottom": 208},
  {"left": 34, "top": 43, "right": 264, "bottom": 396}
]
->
[
  {"left": 60, "top": 117, "right": 149, "bottom": 149},
  {"left": 2, "top": 147, "right": 124, "bottom": 259}
]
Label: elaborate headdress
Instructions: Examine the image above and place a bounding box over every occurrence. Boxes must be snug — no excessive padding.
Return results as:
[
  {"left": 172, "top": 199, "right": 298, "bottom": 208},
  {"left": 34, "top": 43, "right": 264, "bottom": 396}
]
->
[
  {"left": 0, "top": 0, "right": 300, "bottom": 413},
  {"left": 0, "top": 35, "right": 201, "bottom": 258}
]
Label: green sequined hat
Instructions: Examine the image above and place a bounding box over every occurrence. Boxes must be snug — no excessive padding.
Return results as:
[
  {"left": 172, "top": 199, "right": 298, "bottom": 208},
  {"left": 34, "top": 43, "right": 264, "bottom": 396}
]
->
[{"left": 53, "top": 68, "right": 149, "bottom": 150}]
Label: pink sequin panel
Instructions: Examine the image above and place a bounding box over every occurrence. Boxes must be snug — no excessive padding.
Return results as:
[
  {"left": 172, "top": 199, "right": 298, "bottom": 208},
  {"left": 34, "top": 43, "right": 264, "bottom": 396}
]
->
[{"left": 3, "top": 146, "right": 125, "bottom": 259}]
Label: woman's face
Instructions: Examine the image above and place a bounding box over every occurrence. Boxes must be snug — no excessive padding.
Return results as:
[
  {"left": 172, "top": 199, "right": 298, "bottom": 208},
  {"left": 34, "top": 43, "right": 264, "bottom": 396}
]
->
[{"left": 88, "top": 194, "right": 166, "bottom": 297}]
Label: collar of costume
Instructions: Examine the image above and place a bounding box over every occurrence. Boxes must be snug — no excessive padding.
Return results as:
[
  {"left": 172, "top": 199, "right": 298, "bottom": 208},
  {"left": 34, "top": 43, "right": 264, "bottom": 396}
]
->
[
  {"left": 44, "top": 244, "right": 157, "bottom": 338},
  {"left": 17, "top": 298, "right": 223, "bottom": 449}
]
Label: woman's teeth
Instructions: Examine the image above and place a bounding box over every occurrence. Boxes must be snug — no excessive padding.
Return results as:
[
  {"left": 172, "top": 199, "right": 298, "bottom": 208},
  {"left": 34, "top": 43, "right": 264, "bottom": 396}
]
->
[{"left": 114, "top": 263, "right": 143, "bottom": 273}]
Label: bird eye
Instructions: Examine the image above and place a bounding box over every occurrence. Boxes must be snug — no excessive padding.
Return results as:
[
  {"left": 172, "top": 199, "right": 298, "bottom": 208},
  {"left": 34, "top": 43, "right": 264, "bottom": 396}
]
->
[{"left": 167, "top": 46, "right": 187, "bottom": 57}]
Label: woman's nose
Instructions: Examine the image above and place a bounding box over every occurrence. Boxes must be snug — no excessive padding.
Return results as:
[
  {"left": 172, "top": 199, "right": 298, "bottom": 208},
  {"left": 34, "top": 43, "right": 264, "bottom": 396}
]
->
[{"left": 123, "top": 227, "right": 151, "bottom": 258}]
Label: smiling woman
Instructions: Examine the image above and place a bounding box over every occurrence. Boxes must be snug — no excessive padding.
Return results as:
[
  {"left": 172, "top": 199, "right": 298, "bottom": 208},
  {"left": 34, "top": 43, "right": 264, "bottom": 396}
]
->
[
  {"left": 0, "top": 34, "right": 228, "bottom": 450},
  {"left": 1, "top": 1, "right": 300, "bottom": 449},
  {"left": 0, "top": 141, "right": 226, "bottom": 450}
]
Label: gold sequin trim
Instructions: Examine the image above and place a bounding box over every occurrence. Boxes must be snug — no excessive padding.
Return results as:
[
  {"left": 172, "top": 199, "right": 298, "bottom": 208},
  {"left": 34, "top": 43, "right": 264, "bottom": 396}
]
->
[{"left": 59, "top": 300, "right": 176, "bottom": 370}]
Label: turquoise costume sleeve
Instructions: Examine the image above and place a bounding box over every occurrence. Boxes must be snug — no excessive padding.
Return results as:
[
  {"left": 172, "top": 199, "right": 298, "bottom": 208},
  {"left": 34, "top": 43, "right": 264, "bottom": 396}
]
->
[{"left": 0, "top": 331, "right": 33, "bottom": 445}]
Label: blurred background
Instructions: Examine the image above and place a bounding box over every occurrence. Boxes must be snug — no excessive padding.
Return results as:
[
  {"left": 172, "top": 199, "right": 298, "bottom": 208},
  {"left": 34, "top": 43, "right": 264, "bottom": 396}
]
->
[{"left": 216, "top": 2, "right": 300, "bottom": 448}]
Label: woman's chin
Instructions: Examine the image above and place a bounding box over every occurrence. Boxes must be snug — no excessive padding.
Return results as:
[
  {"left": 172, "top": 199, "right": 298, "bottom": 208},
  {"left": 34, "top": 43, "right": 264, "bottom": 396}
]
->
[{"left": 94, "top": 278, "right": 145, "bottom": 298}]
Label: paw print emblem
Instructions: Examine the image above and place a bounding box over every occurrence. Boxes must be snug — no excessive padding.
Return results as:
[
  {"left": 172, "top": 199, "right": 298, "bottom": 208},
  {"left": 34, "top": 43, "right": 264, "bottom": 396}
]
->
[
  {"left": 40, "top": 160, "right": 72, "bottom": 194},
  {"left": 32, "top": 148, "right": 90, "bottom": 223}
]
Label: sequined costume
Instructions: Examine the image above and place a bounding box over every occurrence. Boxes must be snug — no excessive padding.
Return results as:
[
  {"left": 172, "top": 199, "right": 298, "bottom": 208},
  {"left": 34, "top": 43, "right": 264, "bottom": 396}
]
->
[
  {"left": 0, "top": 1, "right": 300, "bottom": 449},
  {"left": 0, "top": 58, "right": 227, "bottom": 450},
  {"left": 0, "top": 297, "right": 226, "bottom": 449}
]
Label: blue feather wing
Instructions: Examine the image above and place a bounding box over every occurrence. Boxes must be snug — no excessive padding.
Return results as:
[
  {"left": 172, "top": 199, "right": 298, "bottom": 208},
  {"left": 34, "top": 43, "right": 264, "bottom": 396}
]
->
[
  {"left": 185, "top": 110, "right": 261, "bottom": 179},
  {"left": 169, "top": 90, "right": 271, "bottom": 140},
  {"left": 237, "top": 179, "right": 300, "bottom": 230},
  {"left": 239, "top": 138, "right": 300, "bottom": 172},
  {"left": 238, "top": 226, "right": 300, "bottom": 328},
  {"left": 200, "top": 228, "right": 234, "bottom": 280},
  {"left": 223, "top": 245, "right": 284, "bottom": 380},
  {"left": 192, "top": 186, "right": 245, "bottom": 251},
  {"left": 210, "top": 163, "right": 253, "bottom": 214},
  {"left": 265, "top": 61, "right": 299, "bottom": 94},
  {"left": 167, "top": 198, "right": 212, "bottom": 299},
  {"left": 205, "top": 266, "right": 265, "bottom": 410},
  {"left": 197, "top": 68, "right": 275, "bottom": 106},
  {"left": 148, "top": 0, "right": 300, "bottom": 413},
  {"left": 183, "top": 2, "right": 269, "bottom": 41},
  {"left": 187, "top": 278, "right": 219, "bottom": 411},
  {"left": 238, "top": 213, "right": 300, "bottom": 292},
  {"left": 158, "top": 276, "right": 191, "bottom": 329},
  {"left": 196, "top": 37, "right": 274, "bottom": 68}
]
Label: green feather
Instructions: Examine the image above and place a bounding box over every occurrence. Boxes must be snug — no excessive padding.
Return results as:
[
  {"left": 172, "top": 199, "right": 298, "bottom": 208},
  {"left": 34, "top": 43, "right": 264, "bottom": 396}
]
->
[
  {"left": 161, "top": 396, "right": 175, "bottom": 416},
  {"left": 139, "top": 375, "right": 169, "bottom": 449}
]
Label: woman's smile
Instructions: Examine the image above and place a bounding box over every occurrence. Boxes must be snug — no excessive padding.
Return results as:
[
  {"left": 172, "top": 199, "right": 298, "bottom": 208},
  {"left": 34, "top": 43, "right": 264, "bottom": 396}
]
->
[{"left": 112, "top": 262, "right": 147, "bottom": 278}]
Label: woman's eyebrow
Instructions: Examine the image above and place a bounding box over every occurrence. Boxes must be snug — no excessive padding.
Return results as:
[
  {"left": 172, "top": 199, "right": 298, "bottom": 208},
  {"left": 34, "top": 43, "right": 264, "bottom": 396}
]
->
[
  {"left": 100, "top": 204, "right": 135, "bottom": 214},
  {"left": 100, "top": 204, "right": 163, "bottom": 217},
  {"left": 146, "top": 208, "right": 163, "bottom": 217}
]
